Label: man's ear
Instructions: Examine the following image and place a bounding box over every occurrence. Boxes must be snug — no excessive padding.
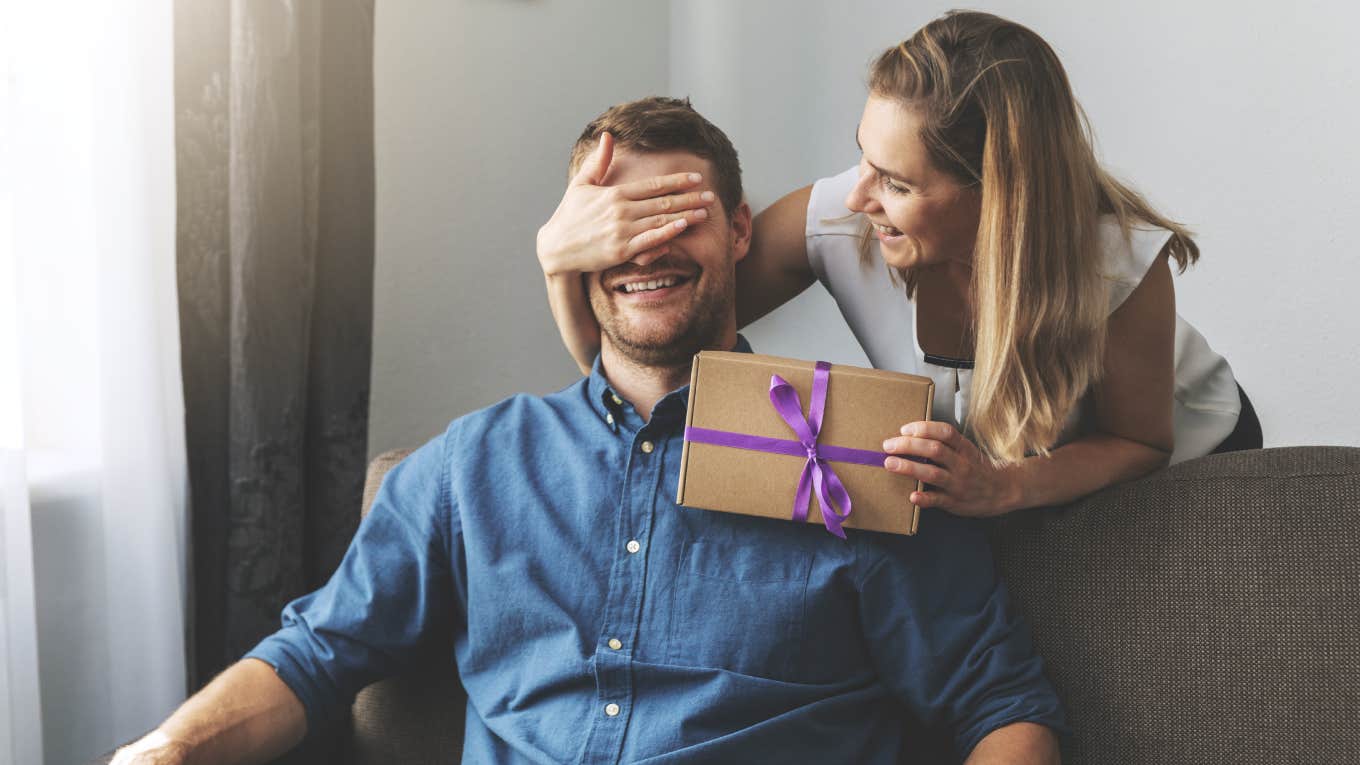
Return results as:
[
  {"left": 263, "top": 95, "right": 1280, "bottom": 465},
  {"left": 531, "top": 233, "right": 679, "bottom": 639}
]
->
[{"left": 729, "top": 200, "right": 753, "bottom": 262}]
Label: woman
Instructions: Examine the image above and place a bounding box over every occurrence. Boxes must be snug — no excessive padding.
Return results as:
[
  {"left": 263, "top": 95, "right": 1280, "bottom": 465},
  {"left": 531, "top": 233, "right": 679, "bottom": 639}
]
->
[{"left": 537, "top": 10, "right": 1261, "bottom": 518}]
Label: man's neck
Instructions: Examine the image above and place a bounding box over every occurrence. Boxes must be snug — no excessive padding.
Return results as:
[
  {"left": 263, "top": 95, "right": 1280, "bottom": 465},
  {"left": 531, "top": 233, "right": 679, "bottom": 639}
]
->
[{"left": 600, "top": 333, "right": 737, "bottom": 423}]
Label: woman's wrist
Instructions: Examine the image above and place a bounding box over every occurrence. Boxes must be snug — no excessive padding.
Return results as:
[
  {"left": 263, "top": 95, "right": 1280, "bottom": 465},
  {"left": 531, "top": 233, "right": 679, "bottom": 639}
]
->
[
  {"left": 996, "top": 462, "right": 1030, "bottom": 515},
  {"left": 536, "top": 225, "right": 573, "bottom": 278}
]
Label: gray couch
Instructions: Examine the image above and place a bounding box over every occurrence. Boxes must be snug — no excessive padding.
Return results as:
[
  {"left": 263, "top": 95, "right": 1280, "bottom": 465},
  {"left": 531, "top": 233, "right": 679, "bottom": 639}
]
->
[{"left": 334, "top": 445, "right": 1360, "bottom": 763}]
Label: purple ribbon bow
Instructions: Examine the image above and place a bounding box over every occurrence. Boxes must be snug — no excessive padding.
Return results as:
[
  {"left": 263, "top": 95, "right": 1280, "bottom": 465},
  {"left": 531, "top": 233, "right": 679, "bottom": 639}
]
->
[{"left": 684, "top": 361, "right": 888, "bottom": 538}]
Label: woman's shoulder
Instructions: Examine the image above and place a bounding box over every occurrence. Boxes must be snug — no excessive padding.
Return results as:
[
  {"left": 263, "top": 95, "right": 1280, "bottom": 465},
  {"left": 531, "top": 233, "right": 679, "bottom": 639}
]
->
[
  {"left": 1097, "top": 213, "right": 1176, "bottom": 315},
  {"left": 806, "top": 165, "right": 865, "bottom": 240}
]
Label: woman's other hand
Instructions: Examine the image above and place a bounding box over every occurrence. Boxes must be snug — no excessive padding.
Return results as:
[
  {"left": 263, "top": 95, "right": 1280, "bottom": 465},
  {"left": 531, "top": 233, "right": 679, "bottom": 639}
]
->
[
  {"left": 536, "top": 131, "right": 715, "bottom": 277},
  {"left": 882, "top": 421, "right": 1021, "bottom": 517}
]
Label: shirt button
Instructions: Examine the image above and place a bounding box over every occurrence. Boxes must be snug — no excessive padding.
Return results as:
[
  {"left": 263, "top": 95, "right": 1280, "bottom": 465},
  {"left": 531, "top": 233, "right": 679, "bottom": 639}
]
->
[
  {"left": 607, "top": 638, "right": 623, "bottom": 650},
  {"left": 605, "top": 412, "right": 614, "bottom": 425},
  {"left": 605, "top": 703, "right": 621, "bottom": 717},
  {"left": 611, "top": 394, "right": 623, "bottom": 406},
  {"left": 640, "top": 441, "right": 654, "bottom": 454},
  {"left": 626, "top": 540, "right": 641, "bottom": 554}
]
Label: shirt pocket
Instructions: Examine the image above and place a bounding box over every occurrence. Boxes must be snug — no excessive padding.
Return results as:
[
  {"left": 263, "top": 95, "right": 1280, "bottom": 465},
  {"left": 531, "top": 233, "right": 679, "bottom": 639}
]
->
[{"left": 665, "top": 537, "right": 811, "bottom": 681}]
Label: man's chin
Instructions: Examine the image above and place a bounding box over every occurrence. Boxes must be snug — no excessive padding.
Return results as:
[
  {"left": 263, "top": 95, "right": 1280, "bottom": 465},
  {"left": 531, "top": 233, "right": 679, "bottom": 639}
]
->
[{"left": 609, "top": 331, "right": 702, "bottom": 367}]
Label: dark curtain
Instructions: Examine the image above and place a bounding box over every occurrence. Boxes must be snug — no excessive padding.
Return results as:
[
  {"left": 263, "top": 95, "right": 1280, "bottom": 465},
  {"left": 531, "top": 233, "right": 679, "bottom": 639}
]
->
[{"left": 174, "top": 0, "right": 375, "bottom": 755}]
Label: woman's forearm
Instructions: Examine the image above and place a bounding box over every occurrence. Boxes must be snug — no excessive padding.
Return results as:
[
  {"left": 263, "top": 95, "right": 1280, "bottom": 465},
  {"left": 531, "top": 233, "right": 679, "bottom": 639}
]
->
[
  {"left": 999, "top": 431, "right": 1172, "bottom": 514},
  {"left": 544, "top": 272, "right": 600, "bottom": 376}
]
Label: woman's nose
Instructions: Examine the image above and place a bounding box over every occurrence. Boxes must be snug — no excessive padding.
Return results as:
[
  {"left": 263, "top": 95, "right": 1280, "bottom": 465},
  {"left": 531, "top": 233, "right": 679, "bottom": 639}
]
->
[{"left": 844, "top": 166, "right": 881, "bottom": 214}]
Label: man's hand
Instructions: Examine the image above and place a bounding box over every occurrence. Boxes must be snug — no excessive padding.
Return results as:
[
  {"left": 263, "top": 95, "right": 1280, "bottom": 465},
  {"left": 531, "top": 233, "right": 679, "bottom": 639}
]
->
[
  {"left": 536, "top": 131, "right": 714, "bottom": 276},
  {"left": 109, "top": 730, "right": 190, "bottom": 765}
]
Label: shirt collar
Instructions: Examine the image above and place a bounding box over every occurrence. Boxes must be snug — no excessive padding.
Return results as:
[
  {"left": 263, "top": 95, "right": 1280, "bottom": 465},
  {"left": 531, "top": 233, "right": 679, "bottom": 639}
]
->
[{"left": 588, "top": 334, "right": 754, "bottom": 431}]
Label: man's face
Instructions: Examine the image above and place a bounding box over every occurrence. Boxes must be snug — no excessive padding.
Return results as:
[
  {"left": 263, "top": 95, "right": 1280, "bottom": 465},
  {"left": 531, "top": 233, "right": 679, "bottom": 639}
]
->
[{"left": 587, "top": 149, "right": 749, "bottom": 368}]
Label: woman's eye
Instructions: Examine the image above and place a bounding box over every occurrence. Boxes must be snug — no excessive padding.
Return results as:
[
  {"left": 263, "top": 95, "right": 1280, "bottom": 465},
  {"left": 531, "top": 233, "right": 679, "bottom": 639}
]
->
[{"left": 881, "top": 176, "right": 910, "bottom": 195}]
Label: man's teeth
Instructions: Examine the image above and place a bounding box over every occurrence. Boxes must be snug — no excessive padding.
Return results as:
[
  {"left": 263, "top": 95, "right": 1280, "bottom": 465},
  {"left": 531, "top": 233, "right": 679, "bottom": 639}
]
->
[
  {"left": 874, "top": 224, "right": 903, "bottom": 236},
  {"left": 622, "top": 276, "right": 680, "bottom": 293}
]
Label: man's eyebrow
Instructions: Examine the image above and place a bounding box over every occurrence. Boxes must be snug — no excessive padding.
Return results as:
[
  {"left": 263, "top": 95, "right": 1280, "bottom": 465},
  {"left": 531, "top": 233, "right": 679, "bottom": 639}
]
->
[{"left": 855, "top": 123, "right": 917, "bottom": 186}]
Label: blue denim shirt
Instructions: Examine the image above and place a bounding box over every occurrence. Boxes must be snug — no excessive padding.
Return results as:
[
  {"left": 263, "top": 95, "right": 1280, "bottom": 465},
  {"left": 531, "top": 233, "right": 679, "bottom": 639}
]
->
[{"left": 248, "top": 337, "right": 1065, "bottom": 763}]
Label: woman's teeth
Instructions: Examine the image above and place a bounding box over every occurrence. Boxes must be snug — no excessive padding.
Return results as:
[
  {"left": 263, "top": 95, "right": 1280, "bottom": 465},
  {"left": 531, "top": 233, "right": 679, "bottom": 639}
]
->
[
  {"left": 622, "top": 276, "right": 680, "bottom": 293},
  {"left": 874, "top": 223, "right": 903, "bottom": 236}
]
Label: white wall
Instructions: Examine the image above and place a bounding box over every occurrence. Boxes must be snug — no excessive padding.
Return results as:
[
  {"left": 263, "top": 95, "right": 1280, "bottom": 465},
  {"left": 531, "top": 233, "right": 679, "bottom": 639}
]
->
[
  {"left": 373, "top": 0, "right": 1360, "bottom": 454},
  {"left": 370, "top": 0, "right": 671, "bottom": 455}
]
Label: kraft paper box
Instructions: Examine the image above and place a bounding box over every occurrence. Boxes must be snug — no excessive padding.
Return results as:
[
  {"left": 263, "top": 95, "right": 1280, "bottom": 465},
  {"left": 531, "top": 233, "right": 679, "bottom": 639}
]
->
[{"left": 677, "top": 351, "right": 934, "bottom": 537}]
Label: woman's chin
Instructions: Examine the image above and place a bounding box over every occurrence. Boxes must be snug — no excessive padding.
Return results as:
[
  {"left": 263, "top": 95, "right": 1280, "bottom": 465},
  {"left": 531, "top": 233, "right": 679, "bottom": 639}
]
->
[{"left": 878, "top": 245, "right": 922, "bottom": 270}]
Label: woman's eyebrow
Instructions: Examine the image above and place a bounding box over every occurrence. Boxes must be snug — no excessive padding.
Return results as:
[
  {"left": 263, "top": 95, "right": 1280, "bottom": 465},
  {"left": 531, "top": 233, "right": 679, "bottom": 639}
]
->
[{"left": 855, "top": 124, "right": 917, "bottom": 185}]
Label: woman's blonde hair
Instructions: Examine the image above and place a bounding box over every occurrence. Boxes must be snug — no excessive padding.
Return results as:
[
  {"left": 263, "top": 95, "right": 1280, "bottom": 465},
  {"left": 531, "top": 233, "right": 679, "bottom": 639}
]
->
[{"left": 866, "top": 10, "right": 1199, "bottom": 465}]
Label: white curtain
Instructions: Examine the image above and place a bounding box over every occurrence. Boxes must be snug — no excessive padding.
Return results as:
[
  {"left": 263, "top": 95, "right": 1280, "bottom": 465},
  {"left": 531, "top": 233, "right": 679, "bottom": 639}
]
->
[{"left": 0, "top": 1, "right": 187, "bottom": 763}]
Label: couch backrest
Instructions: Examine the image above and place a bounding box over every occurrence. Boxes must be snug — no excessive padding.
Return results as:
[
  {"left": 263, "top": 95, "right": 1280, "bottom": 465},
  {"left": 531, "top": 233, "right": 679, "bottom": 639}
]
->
[
  {"left": 350, "top": 446, "right": 1360, "bottom": 764},
  {"left": 988, "top": 446, "right": 1360, "bottom": 763}
]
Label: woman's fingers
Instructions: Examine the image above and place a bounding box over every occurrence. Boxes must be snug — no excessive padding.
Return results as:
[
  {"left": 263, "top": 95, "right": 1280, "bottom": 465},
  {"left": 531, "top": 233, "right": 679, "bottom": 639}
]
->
[
  {"left": 626, "top": 219, "right": 691, "bottom": 257},
  {"left": 908, "top": 490, "right": 947, "bottom": 508},
  {"left": 616, "top": 171, "right": 704, "bottom": 201},
  {"left": 901, "top": 421, "right": 976, "bottom": 457},
  {"left": 630, "top": 189, "right": 715, "bottom": 218},
  {"left": 630, "top": 246, "right": 670, "bottom": 267},
  {"left": 882, "top": 454, "right": 952, "bottom": 488},
  {"left": 882, "top": 435, "right": 958, "bottom": 467},
  {"left": 628, "top": 207, "right": 708, "bottom": 238}
]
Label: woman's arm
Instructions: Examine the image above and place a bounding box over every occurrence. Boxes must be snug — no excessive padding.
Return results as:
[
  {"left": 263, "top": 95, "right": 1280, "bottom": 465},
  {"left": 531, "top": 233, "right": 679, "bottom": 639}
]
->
[
  {"left": 882, "top": 247, "right": 1177, "bottom": 515},
  {"left": 995, "top": 246, "right": 1176, "bottom": 511},
  {"left": 736, "top": 185, "right": 817, "bottom": 328}
]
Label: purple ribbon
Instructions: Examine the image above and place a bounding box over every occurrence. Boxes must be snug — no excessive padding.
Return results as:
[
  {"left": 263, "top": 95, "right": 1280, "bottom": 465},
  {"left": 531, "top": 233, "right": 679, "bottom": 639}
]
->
[{"left": 684, "top": 360, "right": 886, "bottom": 539}]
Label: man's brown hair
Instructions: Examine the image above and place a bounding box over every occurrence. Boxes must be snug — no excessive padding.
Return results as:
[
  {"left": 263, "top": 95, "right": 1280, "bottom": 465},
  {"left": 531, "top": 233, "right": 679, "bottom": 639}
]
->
[{"left": 568, "top": 96, "right": 743, "bottom": 215}]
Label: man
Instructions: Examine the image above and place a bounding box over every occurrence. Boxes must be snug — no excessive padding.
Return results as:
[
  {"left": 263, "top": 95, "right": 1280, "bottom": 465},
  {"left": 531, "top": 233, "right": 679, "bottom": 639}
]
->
[{"left": 114, "top": 98, "right": 1065, "bottom": 765}]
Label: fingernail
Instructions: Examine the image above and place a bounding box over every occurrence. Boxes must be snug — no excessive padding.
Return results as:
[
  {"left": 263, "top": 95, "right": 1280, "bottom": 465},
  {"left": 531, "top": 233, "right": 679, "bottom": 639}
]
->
[
  {"left": 882, "top": 439, "right": 893, "bottom": 451},
  {"left": 701, "top": 191, "right": 715, "bottom": 201},
  {"left": 694, "top": 208, "right": 708, "bottom": 219},
  {"left": 688, "top": 173, "right": 702, "bottom": 182},
  {"left": 884, "top": 457, "right": 900, "bottom": 470},
  {"left": 901, "top": 424, "right": 914, "bottom": 436}
]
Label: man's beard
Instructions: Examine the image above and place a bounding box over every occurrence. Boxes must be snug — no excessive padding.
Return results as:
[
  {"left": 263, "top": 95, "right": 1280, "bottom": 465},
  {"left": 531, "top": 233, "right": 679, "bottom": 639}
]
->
[{"left": 590, "top": 256, "right": 734, "bottom": 369}]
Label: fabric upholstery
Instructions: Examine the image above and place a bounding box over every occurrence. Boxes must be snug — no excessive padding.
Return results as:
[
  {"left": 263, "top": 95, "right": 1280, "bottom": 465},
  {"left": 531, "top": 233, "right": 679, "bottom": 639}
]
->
[
  {"left": 345, "top": 446, "right": 1360, "bottom": 764},
  {"left": 351, "top": 448, "right": 464, "bottom": 765},
  {"left": 989, "top": 446, "right": 1359, "bottom": 762}
]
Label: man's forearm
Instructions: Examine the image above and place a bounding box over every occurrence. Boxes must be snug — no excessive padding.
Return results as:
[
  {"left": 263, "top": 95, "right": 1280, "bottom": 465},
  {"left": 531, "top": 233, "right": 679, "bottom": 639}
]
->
[
  {"left": 113, "top": 658, "right": 306, "bottom": 765},
  {"left": 964, "top": 722, "right": 1060, "bottom": 764},
  {"left": 999, "top": 431, "right": 1171, "bottom": 513}
]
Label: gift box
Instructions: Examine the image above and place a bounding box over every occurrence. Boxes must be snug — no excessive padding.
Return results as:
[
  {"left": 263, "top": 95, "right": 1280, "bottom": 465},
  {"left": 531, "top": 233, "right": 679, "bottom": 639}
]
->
[{"left": 677, "top": 351, "right": 934, "bottom": 537}]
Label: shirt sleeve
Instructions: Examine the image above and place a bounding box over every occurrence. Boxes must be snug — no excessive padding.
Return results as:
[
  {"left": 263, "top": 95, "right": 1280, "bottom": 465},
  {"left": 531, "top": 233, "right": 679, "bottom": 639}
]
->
[
  {"left": 1101, "top": 221, "right": 1176, "bottom": 315},
  {"left": 244, "top": 424, "right": 463, "bottom": 737},
  {"left": 804, "top": 164, "right": 867, "bottom": 283},
  {"left": 855, "top": 512, "right": 1068, "bottom": 758}
]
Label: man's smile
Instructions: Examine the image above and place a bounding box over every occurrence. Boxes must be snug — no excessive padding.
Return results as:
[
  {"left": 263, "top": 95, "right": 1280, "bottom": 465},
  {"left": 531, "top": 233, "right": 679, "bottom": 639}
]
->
[{"left": 608, "top": 271, "right": 695, "bottom": 302}]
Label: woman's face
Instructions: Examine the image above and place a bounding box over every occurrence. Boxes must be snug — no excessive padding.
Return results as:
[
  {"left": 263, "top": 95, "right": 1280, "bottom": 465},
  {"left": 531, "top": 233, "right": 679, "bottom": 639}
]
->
[{"left": 845, "top": 95, "right": 981, "bottom": 274}]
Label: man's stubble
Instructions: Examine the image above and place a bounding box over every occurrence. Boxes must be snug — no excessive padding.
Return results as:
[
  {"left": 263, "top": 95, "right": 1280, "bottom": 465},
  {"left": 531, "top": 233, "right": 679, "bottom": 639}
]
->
[{"left": 589, "top": 255, "right": 735, "bottom": 369}]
